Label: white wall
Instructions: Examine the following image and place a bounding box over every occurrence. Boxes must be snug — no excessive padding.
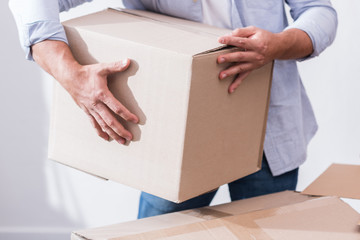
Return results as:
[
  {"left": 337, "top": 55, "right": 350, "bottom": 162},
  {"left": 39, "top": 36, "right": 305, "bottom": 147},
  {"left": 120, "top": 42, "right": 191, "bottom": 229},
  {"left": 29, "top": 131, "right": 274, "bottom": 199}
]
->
[{"left": 1, "top": 1, "right": 359, "bottom": 239}]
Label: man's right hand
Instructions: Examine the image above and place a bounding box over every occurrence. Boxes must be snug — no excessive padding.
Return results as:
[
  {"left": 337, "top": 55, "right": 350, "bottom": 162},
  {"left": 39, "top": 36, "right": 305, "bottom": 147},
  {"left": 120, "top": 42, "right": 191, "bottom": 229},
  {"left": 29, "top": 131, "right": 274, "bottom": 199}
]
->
[{"left": 32, "top": 40, "right": 139, "bottom": 145}]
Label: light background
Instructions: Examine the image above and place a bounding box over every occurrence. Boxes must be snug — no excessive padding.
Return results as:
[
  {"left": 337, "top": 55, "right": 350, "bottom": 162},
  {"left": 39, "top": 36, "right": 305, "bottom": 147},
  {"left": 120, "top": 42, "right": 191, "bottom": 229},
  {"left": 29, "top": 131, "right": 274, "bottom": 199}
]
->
[{"left": 1, "top": 1, "right": 359, "bottom": 239}]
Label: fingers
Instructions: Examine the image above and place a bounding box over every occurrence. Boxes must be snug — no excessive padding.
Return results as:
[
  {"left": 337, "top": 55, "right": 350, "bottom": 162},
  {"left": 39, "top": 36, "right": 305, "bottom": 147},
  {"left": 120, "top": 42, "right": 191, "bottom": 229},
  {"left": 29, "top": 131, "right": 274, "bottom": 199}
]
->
[
  {"left": 96, "top": 103, "right": 133, "bottom": 141},
  {"left": 90, "top": 106, "right": 128, "bottom": 145},
  {"left": 217, "top": 26, "right": 272, "bottom": 93},
  {"left": 102, "top": 89, "right": 139, "bottom": 124},
  {"left": 218, "top": 36, "right": 255, "bottom": 50},
  {"left": 218, "top": 27, "right": 257, "bottom": 49},
  {"left": 228, "top": 71, "right": 252, "bottom": 93},
  {"left": 217, "top": 51, "right": 259, "bottom": 64},
  {"left": 87, "top": 112, "right": 110, "bottom": 141},
  {"left": 231, "top": 26, "right": 256, "bottom": 37},
  {"left": 219, "top": 62, "right": 252, "bottom": 80},
  {"left": 75, "top": 58, "right": 138, "bottom": 145}
]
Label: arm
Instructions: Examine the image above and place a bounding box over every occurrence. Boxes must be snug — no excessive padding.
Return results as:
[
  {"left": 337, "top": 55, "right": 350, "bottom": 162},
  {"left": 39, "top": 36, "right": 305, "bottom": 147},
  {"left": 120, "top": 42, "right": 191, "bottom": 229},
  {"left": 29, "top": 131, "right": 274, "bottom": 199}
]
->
[
  {"left": 9, "top": 0, "right": 138, "bottom": 144},
  {"left": 217, "top": 0, "right": 337, "bottom": 93}
]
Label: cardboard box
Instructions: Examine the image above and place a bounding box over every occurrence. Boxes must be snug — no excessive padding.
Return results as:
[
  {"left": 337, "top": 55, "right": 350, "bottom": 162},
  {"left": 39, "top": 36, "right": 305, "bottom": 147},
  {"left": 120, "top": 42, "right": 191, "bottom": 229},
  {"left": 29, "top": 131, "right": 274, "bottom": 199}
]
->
[
  {"left": 71, "top": 191, "right": 360, "bottom": 240},
  {"left": 49, "top": 8, "right": 273, "bottom": 202},
  {"left": 302, "top": 163, "right": 360, "bottom": 199},
  {"left": 71, "top": 191, "right": 314, "bottom": 240}
]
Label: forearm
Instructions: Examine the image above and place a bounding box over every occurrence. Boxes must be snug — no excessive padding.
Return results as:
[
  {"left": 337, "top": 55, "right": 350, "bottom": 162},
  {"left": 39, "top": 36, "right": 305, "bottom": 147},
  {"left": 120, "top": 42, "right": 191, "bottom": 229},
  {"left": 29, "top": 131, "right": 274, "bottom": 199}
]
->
[
  {"left": 32, "top": 40, "right": 82, "bottom": 91},
  {"left": 273, "top": 28, "right": 313, "bottom": 60},
  {"left": 286, "top": 1, "right": 338, "bottom": 58}
]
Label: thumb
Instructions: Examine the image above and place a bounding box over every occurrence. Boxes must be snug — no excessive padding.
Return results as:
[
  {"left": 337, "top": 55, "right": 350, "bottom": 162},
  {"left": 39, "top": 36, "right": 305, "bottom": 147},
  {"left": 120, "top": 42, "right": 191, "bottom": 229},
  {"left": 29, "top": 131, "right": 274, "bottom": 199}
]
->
[{"left": 99, "top": 58, "right": 131, "bottom": 76}]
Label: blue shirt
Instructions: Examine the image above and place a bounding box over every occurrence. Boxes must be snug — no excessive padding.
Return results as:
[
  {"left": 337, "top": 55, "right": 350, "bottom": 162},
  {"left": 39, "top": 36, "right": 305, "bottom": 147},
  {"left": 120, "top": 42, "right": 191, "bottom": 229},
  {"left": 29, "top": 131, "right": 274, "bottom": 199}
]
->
[{"left": 9, "top": 0, "right": 338, "bottom": 176}]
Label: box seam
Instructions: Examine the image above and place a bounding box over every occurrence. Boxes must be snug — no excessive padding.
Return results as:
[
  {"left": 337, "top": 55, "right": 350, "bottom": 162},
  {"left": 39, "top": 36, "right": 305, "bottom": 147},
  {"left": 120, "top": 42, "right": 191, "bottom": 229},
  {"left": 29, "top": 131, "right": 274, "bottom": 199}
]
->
[{"left": 175, "top": 57, "right": 195, "bottom": 203}]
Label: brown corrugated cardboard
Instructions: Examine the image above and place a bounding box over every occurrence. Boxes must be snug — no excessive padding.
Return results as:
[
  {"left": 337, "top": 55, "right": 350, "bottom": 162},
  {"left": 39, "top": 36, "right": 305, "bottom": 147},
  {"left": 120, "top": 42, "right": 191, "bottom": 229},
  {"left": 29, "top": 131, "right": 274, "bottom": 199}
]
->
[
  {"left": 49, "top": 8, "right": 273, "bottom": 203},
  {"left": 71, "top": 191, "right": 315, "bottom": 240},
  {"left": 71, "top": 192, "right": 360, "bottom": 240},
  {"left": 302, "top": 163, "right": 360, "bottom": 199},
  {"left": 147, "top": 197, "right": 358, "bottom": 240}
]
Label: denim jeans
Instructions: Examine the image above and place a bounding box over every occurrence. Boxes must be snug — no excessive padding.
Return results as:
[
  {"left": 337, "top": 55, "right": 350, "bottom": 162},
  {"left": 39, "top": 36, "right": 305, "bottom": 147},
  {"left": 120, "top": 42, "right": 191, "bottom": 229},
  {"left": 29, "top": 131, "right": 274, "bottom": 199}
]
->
[{"left": 138, "top": 154, "right": 298, "bottom": 219}]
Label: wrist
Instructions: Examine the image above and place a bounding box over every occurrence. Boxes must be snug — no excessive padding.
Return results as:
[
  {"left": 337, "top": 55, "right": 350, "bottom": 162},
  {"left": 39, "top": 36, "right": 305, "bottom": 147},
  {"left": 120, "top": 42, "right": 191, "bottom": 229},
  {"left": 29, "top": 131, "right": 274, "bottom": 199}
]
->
[
  {"left": 32, "top": 40, "right": 83, "bottom": 88},
  {"left": 272, "top": 31, "right": 294, "bottom": 59},
  {"left": 273, "top": 29, "right": 313, "bottom": 60}
]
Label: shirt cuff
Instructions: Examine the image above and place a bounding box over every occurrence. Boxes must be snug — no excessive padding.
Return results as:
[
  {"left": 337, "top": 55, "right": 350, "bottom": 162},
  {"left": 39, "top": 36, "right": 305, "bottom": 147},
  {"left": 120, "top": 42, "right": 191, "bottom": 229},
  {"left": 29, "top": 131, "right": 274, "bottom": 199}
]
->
[
  {"left": 286, "top": 7, "right": 337, "bottom": 62},
  {"left": 23, "top": 20, "right": 68, "bottom": 61}
]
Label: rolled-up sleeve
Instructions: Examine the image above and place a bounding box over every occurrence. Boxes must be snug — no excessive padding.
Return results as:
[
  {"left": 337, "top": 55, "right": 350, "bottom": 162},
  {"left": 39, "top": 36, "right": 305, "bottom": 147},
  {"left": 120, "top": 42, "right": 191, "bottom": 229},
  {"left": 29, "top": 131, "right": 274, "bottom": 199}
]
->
[
  {"left": 9, "top": 0, "right": 91, "bottom": 60},
  {"left": 285, "top": 0, "right": 338, "bottom": 60}
]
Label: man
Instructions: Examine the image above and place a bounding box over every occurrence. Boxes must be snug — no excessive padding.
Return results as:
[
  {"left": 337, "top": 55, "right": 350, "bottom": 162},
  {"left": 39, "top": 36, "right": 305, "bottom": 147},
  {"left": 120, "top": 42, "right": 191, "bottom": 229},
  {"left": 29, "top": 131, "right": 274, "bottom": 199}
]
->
[{"left": 9, "top": 0, "right": 337, "bottom": 218}]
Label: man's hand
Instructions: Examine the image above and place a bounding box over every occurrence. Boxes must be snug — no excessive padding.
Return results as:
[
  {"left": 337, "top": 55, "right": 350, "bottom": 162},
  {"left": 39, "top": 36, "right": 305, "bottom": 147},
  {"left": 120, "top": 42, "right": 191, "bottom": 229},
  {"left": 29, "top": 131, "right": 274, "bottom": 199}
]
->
[
  {"left": 217, "top": 26, "right": 313, "bottom": 93},
  {"left": 32, "top": 40, "right": 139, "bottom": 145},
  {"left": 67, "top": 59, "right": 139, "bottom": 145}
]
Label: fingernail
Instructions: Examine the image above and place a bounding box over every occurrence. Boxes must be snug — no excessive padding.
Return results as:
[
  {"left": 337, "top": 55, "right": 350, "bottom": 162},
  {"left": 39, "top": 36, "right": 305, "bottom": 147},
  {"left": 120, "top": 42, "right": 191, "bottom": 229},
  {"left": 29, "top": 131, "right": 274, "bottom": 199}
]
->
[
  {"left": 121, "top": 59, "right": 128, "bottom": 67},
  {"left": 218, "top": 37, "right": 225, "bottom": 44},
  {"left": 221, "top": 73, "right": 227, "bottom": 79},
  {"left": 117, "top": 138, "right": 126, "bottom": 144},
  {"left": 218, "top": 57, "right": 225, "bottom": 64}
]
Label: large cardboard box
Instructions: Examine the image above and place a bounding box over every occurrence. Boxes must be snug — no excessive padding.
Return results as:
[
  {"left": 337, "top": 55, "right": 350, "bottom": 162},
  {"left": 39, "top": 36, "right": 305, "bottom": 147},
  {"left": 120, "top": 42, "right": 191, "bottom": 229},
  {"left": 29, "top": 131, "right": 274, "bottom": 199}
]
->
[
  {"left": 302, "top": 163, "right": 360, "bottom": 199},
  {"left": 71, "top": 191, "right": 360, "bottom": 240},
  {"left": 49, "top": 8, "right": 273, "bottom": 203}
]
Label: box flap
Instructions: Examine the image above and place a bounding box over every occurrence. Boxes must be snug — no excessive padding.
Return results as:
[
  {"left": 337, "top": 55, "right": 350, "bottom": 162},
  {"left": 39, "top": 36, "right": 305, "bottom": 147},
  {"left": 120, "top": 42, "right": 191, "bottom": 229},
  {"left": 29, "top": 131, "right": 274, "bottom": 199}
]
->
[
  {"left": 302, "top": 163, "right": 360, "bottom": 199},
  {"left": 62, "top": 8, "right": 229, "bottom": 56},
  {"left": 71, "top": 191, "right": 315, "bottom": 240},
  {"left": 94, "top": 197, "right": 359, "bottom": 240},
  {"left": 72, "top": 212, "right": 207, "bottom": 240},
  {"left": 207, "top": 190, "right": 314, "bottom": 215}
]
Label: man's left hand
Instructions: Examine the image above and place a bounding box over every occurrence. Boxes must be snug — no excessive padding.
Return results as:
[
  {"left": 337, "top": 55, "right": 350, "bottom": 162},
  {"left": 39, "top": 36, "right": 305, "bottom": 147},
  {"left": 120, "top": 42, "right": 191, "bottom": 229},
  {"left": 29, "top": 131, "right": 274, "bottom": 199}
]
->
[
  {"left": 217, "top": 26, "right": 313, "bottom": 93},
  {"left": 217, "top": 26, "right": 278, "bottom": 93}
]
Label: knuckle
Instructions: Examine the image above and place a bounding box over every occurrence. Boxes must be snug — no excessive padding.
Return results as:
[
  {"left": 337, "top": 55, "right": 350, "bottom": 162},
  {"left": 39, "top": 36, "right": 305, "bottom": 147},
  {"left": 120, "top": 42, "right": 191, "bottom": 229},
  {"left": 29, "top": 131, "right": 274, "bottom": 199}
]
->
[
  {"left": 235, "top": 53, "right": 243, "bottom": 61},
  {"left": 237, "top": 39, "right": 244, "bottom": 45},
  {"left": 114, "top": 107, "right": 124, "bottom": 115},
  {"left": 258, "top": 43, "right": 268, "bottom": 53},
  {"left": 98, "top": 121, "right": 107, "bottom": 129},
  {"left": 107, "top": 119, "right": 116, "bottom": 127},
  {"left": 94, "top": 89, "right": 106, "bottom": 101},
  {"left": 255, "top": 55, "right": 265, "bottom": 64},
  {"left": 236, "top": 65, "right": 244, "bottom": 72}
]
